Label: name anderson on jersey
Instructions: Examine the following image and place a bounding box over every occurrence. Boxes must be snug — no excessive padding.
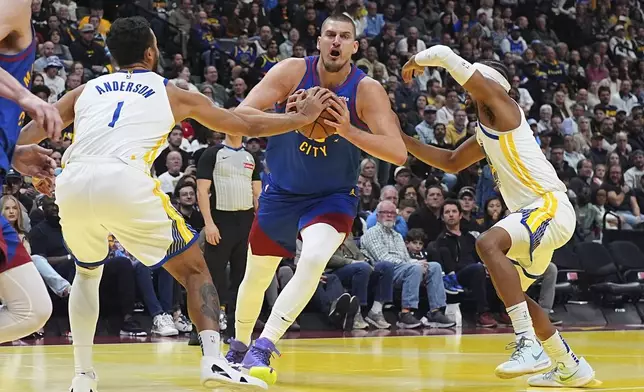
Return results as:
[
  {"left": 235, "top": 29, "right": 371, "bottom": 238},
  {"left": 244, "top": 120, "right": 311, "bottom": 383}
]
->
[{"left": 94, "top": 81, "right": 156, "bottom": 98}]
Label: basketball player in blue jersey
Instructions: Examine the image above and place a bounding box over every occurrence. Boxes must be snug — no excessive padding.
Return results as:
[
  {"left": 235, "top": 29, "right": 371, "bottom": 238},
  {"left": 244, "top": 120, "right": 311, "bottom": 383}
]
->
[
  {"left": 400, "top": 46, "right": 597, "bottom": 387},
  {"left": 0, "top": 0, "right": 65, "bottom": 345},
  {"left": 19, "top": 16, "right": 333, "bottom": 392},
  {"left": 224, "top": 13, "right": 407, "bottom": 384}
]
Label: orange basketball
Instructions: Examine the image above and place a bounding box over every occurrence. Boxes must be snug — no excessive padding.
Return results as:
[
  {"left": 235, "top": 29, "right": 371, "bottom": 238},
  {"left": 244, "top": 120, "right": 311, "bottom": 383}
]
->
[{"left": 287, "top": 88, "right": 338, "bottom": 140}]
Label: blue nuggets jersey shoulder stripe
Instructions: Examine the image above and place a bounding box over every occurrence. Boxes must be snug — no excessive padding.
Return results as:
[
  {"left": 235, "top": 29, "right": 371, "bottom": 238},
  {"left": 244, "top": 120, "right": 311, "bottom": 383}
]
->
[
  {"left": 0, "top": 35, "right": 37, "bottom": 173},
  {"left": 266, "top": 56, "right": 368, "bottom": 196}
]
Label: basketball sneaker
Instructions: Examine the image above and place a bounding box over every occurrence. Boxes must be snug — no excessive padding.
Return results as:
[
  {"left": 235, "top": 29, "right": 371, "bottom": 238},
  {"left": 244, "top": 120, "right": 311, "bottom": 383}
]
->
[
  {"left": 527, "top": 357, "right": 595, "bottom": 387},
  {"left": 201, "top": 355, "right": 268, "bottom": 390},
  {"left": 494, "top": 336, "right": 552, "bottom": 379},
  {"left": 225, "top": 339, "right": 249, "bottom": 365},
  {"left": 69, "top": 371, "right": 98, "bottom": 392},
  {"left": 241, "top": 337, "right": 280, "bottom": 385}
]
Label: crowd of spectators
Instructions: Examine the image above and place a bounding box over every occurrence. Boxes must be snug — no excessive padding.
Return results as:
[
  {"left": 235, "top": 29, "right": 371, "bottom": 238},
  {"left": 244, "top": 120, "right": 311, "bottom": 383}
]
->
[{"left": 9, "top": 0, "right": 644, "bottom": 338}]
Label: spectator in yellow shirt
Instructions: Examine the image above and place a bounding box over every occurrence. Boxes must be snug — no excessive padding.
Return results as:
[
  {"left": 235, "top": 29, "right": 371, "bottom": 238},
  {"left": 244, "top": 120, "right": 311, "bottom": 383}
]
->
[
  {"left": 445, "top": 109, "right": 469, "bottom": 145},
  {"left": 78, "top": 1, "right": 111, "bottom": 37}
]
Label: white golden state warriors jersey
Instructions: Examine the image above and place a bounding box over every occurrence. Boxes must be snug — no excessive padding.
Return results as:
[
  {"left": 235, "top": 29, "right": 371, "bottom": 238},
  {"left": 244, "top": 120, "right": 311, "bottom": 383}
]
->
[
  {"left": 475, "top": 109, "right": 566, "bottom": 213},
  {"left": 62, "top": 70, "right": 175, "bottom": 171}
]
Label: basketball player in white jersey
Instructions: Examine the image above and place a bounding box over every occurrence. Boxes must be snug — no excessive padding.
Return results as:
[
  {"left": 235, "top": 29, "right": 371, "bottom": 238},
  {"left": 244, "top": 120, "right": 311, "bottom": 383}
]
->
[
  {"left": 399, "top": 46, "right": 597, "bottom": 388},
  {"left": 18, "top": 17, "right": 331, "bottom": 392}
]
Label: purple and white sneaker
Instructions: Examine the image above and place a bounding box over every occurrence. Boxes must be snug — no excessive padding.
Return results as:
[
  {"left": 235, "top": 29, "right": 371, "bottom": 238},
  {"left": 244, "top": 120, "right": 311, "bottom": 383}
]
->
[
  {"left": 225, "top": 339, "right": 249, "bottom": 366},
  {"left": 241, "top": 337, "right": 281, "bottom": 385}
]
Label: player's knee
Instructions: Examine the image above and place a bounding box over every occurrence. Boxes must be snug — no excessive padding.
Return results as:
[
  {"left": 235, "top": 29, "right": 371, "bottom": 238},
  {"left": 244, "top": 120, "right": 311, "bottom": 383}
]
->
[
  {"left": 475, "top": 229, "right": 506, "bottom": 261},
  {"left": 544, "top": 262, "right": 557, "bottom": 278},
  {"left": 298, "top": 247, "right": 331, "bottom": 266},
  {"left": 31, "top": 296, "right": 53, "bottom": 330}
]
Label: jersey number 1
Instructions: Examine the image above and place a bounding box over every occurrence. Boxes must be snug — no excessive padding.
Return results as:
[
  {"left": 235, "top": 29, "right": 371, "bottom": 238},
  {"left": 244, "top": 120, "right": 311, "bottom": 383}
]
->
[{"left": 108, "top": 101, "right": 124, "bottom": 128}]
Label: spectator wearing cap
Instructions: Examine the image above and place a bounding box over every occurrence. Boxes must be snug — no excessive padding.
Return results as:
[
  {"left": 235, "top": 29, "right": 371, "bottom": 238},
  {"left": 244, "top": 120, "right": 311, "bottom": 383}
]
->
[
  {"left": 415, "top": 106, "right": 437, "bottom": 144},
  {"left": 34, "top": 42, "right": 65, "bottom": 78},
  {"left": 366, "top": 185, "right": 407, "bottom": 237},
  {"left": 624, "top": 150, "right": 644, "bottom": 191},
  {"left": 500, "top": 26, "right": 527, "bottom": 59},
  {"left": 457, "top": 187, "right": 483, "bottom": 233},
  {"left": 70, "top": 23, "right": 108, "bottom": 77},
  {"left": 42, "top": 57, "right": 65, "bottom": 102},
  {"left": 609, "top": 24, "right": 637, "bottom": 60},
  {"left": 610, "top": 80, "right": 638, "bottom": 116},
  {"left": 589, "top": 133, "right": 608, "bottom": 166},
  {"left": 393, "top": 166, "right": 412, "bottom": 192},
  {"left": 432, "top": 200, "right": 496, "bottom": 327}
]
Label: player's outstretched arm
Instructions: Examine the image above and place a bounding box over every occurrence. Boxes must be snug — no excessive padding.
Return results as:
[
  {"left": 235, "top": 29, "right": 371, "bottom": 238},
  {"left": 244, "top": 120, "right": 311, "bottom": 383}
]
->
[
  {"left": 168, "top": 81, "right": 330, "bottom": 137},
  {"left": 18, "top": 86, "right": 84, "bottom": 145},
  {"left": 402, "top": 45, "right": 521, "bottom": 131},
  {"left": 402, "top": 132, "right": 485, "bottom": 174},
  {"left": 326, "top": 78, "right": 407, "bottom": 166}
]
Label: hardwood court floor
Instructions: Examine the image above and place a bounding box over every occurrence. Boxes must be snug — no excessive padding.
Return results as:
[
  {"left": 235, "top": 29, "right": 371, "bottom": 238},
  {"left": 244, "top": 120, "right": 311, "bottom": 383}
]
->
[{"left": 1, "top": 329, "right": 643, "bottom": 392}]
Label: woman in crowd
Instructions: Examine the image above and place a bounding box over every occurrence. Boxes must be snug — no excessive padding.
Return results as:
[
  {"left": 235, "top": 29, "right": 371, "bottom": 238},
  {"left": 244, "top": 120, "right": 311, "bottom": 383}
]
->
[{"left": 1, "top": 195, "right": 71, "bottom": 298}]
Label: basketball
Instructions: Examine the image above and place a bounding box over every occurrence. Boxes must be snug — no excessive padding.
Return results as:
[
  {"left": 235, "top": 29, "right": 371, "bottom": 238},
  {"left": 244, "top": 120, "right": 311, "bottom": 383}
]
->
[{"left": 287, "top": 88, "right": 338, "bottom": 140}]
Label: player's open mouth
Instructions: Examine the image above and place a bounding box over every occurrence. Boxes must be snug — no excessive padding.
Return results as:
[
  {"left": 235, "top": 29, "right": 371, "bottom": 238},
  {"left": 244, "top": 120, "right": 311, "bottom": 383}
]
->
[{"left": 329, "top": 49, "right": 340, "bottom": 59}]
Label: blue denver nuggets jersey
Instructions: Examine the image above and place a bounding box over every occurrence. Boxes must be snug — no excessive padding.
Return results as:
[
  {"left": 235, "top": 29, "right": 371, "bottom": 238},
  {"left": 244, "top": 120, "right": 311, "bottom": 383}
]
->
[
  {"left": 0, "top": 36, "right": 36, "bottom": 173},
  {"left": 267, "top": 56, "right": 367, "bottom": 195}
]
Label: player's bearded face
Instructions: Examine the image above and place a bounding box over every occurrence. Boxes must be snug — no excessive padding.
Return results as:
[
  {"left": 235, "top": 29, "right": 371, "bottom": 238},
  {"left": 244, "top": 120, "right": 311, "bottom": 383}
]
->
[{"left": 318, "top": 22, "right": 358, "bottom": 73}]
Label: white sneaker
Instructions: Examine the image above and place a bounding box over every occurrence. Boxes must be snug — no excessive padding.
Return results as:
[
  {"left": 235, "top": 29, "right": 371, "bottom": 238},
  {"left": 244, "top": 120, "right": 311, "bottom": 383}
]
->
[
  {"left": 494, "top": 336, "right": 552, "bottom": 379},
  {"left": 152, "top": 313, "right": 179, "bottom": 337},
  {"left": 173, "top": 312, "right": 192, "bottom": 333},
  {"left": 528, "top": 357, "right": 596, "bottom": 387},
  {"left": 69, "top": 371, "right": 98, "bottom": 392},
  {"left": 353, "top": 311, "right": 369, "bottom": 330},
  {"left": 219, "top": 312, "right": 228, "bottom": 331},
  {"left": 201, "top": 356, "right": 268, "bottom": 390}
]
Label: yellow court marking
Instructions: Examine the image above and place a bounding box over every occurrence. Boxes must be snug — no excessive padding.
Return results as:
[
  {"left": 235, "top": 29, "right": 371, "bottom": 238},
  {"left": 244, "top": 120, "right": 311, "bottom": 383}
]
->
[{"left": 0, "top": 330, "right": 643, "bottom": 392}]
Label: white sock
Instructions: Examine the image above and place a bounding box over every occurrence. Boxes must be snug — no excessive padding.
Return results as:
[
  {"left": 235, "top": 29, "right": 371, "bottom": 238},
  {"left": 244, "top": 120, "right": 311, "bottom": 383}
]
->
[
  {"left": 506, "top": 301, "right": 536, "bottom": 342},
  {"left": 235, "top": 249, "right": 281, "bottom": 346},
  {"left": 260, "top": 224, "right": 344, "bottom": 343},
  {"left": 199, "top": 330, "right": 221, "bottom": 358},
  {"left": 542, "top": 331, "right": 580, "bottom": 368},
  {"left": 69, "top": 265, "right": 103, "bottom": 375},
  {"left": 370, "top": 301, "right": 383, "bottom": 314}
]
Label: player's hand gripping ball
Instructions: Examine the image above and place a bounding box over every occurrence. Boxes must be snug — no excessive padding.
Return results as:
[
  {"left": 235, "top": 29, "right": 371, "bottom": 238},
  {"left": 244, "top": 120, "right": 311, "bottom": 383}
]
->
[{"left": 286, "top": 87, "right": 338, "bottom": 140}]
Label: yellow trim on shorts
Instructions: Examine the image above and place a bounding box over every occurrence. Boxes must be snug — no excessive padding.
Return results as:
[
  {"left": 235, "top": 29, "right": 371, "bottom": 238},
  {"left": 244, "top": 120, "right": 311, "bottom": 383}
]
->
[
  {"left": 526, "top": 191, "right": 558, "bottom": 232},
  {"left": 143, "top": 133, "right": 169, "bottom": 166},
  {"left": 152, "top": 178, "right": 193, "bottom": 243}
]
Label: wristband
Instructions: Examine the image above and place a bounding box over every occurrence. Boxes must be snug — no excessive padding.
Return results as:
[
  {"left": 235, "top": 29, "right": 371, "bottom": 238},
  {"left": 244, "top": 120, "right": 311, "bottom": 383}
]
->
[{"left": 415, "top": 45, "right": 475, "bottom": 87}]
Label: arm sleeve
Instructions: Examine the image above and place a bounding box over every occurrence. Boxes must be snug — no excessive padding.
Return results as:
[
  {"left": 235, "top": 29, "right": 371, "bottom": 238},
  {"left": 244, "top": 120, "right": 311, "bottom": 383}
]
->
[{"left": 196, "top": 146, "right": 219, "bottom": 180}]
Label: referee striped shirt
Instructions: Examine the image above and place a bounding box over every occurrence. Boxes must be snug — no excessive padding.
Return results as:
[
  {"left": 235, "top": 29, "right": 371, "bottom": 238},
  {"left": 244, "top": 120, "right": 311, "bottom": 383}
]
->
[{"left": 196, "top": 144, "right": 260, "bottom": 211}]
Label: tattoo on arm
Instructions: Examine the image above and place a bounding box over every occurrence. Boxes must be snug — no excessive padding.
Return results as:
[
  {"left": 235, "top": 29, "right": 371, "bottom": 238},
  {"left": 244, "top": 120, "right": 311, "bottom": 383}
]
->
[{"left": 199, "top": 283, "right": 221, "bottom": 324}]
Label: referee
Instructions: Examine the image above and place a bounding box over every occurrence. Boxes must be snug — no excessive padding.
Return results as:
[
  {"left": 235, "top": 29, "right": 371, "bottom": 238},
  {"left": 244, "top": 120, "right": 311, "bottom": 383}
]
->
[{"left": 196, "top": 133, "right": 261, "bottom": 336}]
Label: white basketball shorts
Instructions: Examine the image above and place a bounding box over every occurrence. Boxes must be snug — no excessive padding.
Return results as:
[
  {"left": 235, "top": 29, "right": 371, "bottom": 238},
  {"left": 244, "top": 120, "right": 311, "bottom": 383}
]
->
[
  {"left": 493, "top": 191, "right": 575, "bottom": 291},
  {"left": 55, "top": 157, "right": 197, "bottom": 268}
]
